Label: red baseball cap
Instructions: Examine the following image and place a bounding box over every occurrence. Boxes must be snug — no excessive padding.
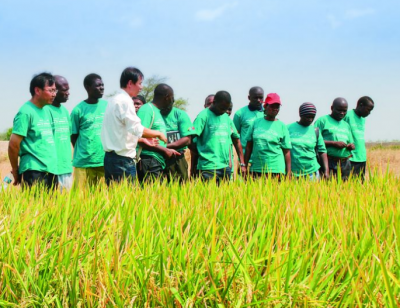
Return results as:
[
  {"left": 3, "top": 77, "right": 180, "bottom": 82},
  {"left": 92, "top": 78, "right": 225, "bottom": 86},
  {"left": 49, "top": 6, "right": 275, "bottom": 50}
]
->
[{"left": 264, "top": 93, "right": 282, "bottom": 106}]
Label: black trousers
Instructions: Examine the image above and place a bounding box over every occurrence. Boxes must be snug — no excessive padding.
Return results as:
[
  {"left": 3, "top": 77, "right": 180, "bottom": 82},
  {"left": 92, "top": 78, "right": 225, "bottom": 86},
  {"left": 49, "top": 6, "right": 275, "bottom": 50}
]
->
[
  {"left": 164, "top": 152, "right": 189, "bottom": 182},
  {"left": 137, "top": 155, "right": 164, "bottom": 183},
  {"left": 328, "top": 157, "right": 351, "bottom": 181},
  {"left": 351, "top": 161, "right": 366, "bottom": 181},
  {"left": 22, "top": 170, "right": 58, "bottom": 190}
]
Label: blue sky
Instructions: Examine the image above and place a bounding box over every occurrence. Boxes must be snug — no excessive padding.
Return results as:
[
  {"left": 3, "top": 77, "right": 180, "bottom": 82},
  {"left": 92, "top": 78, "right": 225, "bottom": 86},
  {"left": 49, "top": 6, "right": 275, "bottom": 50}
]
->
[{"left": 1, "top": 0, "right": 399, "bottom": 140}]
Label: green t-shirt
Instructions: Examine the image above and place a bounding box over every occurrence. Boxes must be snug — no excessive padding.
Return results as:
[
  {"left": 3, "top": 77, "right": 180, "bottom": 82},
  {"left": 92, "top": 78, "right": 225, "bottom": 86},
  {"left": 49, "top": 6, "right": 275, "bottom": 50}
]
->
[
  {"left": 70, "top": 100, "right": 107, "bottom": 168},
  {"left": 233, "top": 106, "right": 264, "bottom": 150},
  {"left": 314, "top": 115, "right": 354, "bottom": 158},
  {"left": 137, "top": 103, "right": 168, "bottom": 169},
  {"left": 12, "top": 101, "right": 57, "bottom": 174},
  {"left": 343, "top": 110, "right": 366, "bottom": 162},
  {"left": 287, "top": 122, "right": 327, "bottom": 176},
  {"left": 194, "top": 108, "right": 239, "bottom": 170},
  {"left": 162, "top": 107, "right": 195, "bottom": 152},
  {"left": 246, "top": 118, "right": 292, "bottom": 174},
  {"left": 48, "top": 105, "right": 73, "bottom": 175}
]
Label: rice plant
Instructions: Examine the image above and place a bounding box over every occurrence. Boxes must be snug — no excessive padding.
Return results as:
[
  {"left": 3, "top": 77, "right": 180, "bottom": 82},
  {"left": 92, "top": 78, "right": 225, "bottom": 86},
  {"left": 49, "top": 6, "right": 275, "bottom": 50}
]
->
[{"left": 0, "top": 171, "right": 399, "bottom": 307}]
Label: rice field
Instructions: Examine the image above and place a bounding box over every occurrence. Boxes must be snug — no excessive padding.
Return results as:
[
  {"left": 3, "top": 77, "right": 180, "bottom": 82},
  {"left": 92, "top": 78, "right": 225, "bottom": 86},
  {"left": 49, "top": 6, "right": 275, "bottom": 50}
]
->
[{"left": 1, "top": 169, "right": 400, "bottom": 307}]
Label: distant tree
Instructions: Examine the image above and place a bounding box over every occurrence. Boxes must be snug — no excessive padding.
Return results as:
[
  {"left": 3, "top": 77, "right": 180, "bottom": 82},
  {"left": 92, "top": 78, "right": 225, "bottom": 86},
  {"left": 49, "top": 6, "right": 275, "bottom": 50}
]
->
[
  {"left": 6, "top": 127, "right": 12, "bottom": 140},
  {"left": 140, "top": 75, "right": 167, "bottom": 103},
  {"left": 103, "top": 75, "right": 189, "bottom": 111},
  {"left": 174, "top": 98, "right": 189, "bottom": 111},
  {"left": 105, "top": 91, "right": 118, "bottom": 98},
  {"left": 140, "top": 75, "right": 188, "bottom": 111},
  {"left": 0, "top": 127, "right": 12, "bottom": 141}
]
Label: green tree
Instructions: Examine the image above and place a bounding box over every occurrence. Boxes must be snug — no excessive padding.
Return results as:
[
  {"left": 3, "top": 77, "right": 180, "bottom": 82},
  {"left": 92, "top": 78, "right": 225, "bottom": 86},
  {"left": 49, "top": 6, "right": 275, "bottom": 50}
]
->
[
  {"left": 6, "top": 127, "right": 12, "bottom": 140},
  {"left": 140, "top": 75, "right": 188, "bottom": 111},
  {"left": 0, "top": 127, "right": 12, "bottom": 141}
]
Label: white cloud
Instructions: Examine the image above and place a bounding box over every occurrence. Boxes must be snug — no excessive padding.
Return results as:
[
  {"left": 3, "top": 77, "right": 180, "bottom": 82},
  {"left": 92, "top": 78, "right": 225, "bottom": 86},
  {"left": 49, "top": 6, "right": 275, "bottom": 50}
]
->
[
  {"left": 345, "top": 8, "right": 375, "bottom": 19},
  {"left": 195, "top": 2, "right": 238, "bottom": 21}
]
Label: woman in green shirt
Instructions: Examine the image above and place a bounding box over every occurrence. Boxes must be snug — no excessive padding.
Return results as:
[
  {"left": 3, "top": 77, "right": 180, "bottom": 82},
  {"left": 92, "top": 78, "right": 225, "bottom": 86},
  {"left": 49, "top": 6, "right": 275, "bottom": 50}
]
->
[
  {"left": 287, "top": 103, "right": 329, "bottom": 180},
  {"left": 244, "top": 93, "right": 292, "bottom": 179}
]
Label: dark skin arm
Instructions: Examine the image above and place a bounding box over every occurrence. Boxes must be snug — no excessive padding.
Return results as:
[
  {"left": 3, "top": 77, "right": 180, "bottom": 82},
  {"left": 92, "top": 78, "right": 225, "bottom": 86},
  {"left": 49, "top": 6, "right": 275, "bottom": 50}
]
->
[
  {"left": 8, "top": 134, "right": 23, "bottom": 185},
  {"left": 283, "top": 149, "right": 291, "bottom": 178},
  {"left": 71, "top": 134, "right": 78, "bottom": 147},
  {"left": 188, "top": 136, "right": 198, "bottom": 178},
  {"left": 319, "top": 152, "right": 329, "bottom": 178},
  {"left": 232, "top": 137, "right": 246, "bottom": 174},
  {"left": 324, "top": 141, "right": 355, "bottom": 152},
  {"left": 138, "top": 142, "right": 181, "bottom": 159},
  {"left": 244, "top": 141, "right": 253, "bottom": 168},
  {"left": 167, "top": 136, "right": 191, "bottom": 150}
]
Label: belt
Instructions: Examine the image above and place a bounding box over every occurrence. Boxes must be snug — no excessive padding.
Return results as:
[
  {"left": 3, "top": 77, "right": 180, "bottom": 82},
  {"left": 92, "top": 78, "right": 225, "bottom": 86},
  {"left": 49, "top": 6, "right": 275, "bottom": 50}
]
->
[{"left": 328, "top": 155, "right": 352, "bottom": 162}]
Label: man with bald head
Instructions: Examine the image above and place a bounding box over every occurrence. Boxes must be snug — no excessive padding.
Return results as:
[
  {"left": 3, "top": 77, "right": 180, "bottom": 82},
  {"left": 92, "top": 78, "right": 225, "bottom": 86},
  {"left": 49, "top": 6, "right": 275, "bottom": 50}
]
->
[
  {"left": 233, "top": 87, "right": 265, "bottom": 152},
  {"left": 47, "top": 75, "right": 73, "bottom": 191},
  {"left": 315, "top": 97, "right": 355, "bottom": 180},
  {"left": 344, "top": 96, "right": 374, "bottom": 180},
  {"left": 137, "top": 83, "right": 181, "bottom": 182},
  {"left": 192, "top": 91, "right": 246, "bottom": 183}
]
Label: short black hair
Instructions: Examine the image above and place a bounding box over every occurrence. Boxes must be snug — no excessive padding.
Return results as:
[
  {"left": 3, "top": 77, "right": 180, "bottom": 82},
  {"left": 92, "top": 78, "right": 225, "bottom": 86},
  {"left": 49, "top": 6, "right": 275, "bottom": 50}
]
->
[
  {"left": 214, "top": 91, "right": 231, "bottom": 104},
  {"left": 29, "top": 72, "right": 55, "bottom": 96},
  {"left": 154, "top": 83, "right": 172, "bottom": 99},
  {"left": 133, "top": 95, "right": 146, "bottom": 105},
  {"left": 84, "top": 73, "right": 102, "bottom": 88},
  {"left": 120, "top": 67, "right": 144, "bottom": 88},
  {"left": 357, "top": 96, "right": 374, "bottom": 107},
  {"left": 249, "top": 86, "right": 263, "bottom": 95}
]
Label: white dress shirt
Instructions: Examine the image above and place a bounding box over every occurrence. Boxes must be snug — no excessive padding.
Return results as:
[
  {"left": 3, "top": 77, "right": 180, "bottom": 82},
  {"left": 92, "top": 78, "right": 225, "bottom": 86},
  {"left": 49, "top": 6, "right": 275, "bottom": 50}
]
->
[{"left": 101, "top": 89, "right": 144, "bottom": 158}]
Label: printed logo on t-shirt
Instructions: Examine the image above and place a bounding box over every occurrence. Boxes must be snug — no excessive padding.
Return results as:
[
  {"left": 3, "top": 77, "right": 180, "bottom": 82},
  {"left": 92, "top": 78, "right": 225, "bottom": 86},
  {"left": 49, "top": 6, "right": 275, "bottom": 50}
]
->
[{"left": 167, "top": 130, "right": 181, "bottom": 144}]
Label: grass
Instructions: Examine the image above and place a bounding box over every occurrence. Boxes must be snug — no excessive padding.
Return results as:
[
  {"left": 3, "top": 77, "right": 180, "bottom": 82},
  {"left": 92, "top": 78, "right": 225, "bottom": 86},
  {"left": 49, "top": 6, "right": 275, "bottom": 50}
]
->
[{"left": 1, "top": 170, "right": 400, "bottom": 307}]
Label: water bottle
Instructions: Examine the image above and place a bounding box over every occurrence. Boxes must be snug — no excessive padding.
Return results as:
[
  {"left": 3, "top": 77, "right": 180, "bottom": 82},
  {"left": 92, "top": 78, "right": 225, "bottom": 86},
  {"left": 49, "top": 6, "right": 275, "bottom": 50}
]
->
[{"left": 1, "top": 173, "right": 14, "bottom": 191}]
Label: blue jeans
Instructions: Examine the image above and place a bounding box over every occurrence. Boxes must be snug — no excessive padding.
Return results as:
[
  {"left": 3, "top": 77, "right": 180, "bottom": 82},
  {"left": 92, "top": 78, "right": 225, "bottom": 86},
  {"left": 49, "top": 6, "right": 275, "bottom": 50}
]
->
[
  {"left": 104, "top": 151, "right": 136, "bottom": 186},
  {"left": 200, "top": 167, "right": 231, "bottom": 184}
]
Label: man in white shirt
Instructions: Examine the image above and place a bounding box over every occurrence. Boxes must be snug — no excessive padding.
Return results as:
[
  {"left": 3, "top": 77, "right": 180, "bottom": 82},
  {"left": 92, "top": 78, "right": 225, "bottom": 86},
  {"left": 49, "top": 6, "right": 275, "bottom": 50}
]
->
[{"left": 101, "top": 67, "right": 167, "bottom": 185}]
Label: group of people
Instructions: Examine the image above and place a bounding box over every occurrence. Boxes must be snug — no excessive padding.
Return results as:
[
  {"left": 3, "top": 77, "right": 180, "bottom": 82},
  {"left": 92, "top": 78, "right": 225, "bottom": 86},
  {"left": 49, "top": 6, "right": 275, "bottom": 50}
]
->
[{"left": 8, "top": 67, "right": 374, "bottom": 191}]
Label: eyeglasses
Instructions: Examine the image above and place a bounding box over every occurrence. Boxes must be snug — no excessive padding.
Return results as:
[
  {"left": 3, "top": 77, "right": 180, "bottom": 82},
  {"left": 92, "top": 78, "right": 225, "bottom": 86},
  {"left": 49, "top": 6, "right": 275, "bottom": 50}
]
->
[{"left": 43, "top": 88, "right": 58, "bottom": 94}]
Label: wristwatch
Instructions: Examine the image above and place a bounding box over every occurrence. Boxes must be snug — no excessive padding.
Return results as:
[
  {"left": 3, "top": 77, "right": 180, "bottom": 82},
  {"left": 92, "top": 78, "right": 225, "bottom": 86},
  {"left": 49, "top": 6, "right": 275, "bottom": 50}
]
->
[{"left": 240, "top": 163, "right": 246, "bottom": 167}]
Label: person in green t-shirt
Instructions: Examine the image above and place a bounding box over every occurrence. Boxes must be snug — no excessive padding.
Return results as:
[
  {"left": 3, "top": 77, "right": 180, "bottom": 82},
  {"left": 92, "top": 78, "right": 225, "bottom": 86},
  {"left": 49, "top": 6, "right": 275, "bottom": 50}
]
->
[
  {"left": 190, "top": 94, "right": 215, "bottom": 178},
  {"left": 204, "top": 94, "right": 214, "bottom": 108},
  {"left": 287, "top": 103, "right": 329, "bottom": 180},
  {"left": 132, "top": 95, "right": 146, "bottom": 113},
  {"left": 244, "top": 93, "right": 292, "bottom": 179},
  {"left": 233, "top": 86, "right": 264, "bottom": 152},
  {"left": 226, "top": 102, "right": 235, "bottom": 180},
  {"left": 48, "top": 75, "right": 73, "bottom": 192},
  {"left": 70, "top": 73, "right": 107, "bottom": 186},
  {"left": 314, "top": 97, "right": 355, "bottom": 181},
  {"left": 192, "top": 91, "right": 246, "bottom": 184},
  {"left": 8, "top": 72, "right": 58, "bottom": 189},
  {"left": 137, "top": 84, "right": 181, "bottom": 182},
  {"left": 161, "top": 104, "right": 195, "bottom": 182},
  {"left": 343, "top": 96, "right": 374, "bottom": 180}
]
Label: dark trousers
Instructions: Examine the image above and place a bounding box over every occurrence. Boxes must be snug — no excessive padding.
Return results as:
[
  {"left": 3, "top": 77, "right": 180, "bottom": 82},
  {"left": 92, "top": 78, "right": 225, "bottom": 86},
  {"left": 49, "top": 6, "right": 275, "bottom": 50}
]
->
[
  {"left": 137, "top": 155, "right": 164, "bottom": 182},
  {"left": 164, "top": 153, "right": 188, "bottom": 182},
  {"left": 251, "top": 172, "right": 282, "bottom": 180},
  {"left": 328, "top": 157, "right": 352, "bottom": 181},
  {"left": 351, "top": 161, "right": 366, "bottom": 181},
  {"left": 104, "top": 151, "right": 137, "bottom": 186},
  {"left": 22, "top": 170, "right": 58, "bottom": 190},
  {"left": 200, "top": 167, "right": 231, "bottom": 184}
]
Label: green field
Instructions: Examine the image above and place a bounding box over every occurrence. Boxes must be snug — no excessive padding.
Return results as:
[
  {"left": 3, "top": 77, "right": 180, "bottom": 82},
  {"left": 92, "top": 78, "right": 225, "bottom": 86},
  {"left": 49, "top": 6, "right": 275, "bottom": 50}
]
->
[{"left": 1, "top": 173, "right": 400, "bottom": 307}]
